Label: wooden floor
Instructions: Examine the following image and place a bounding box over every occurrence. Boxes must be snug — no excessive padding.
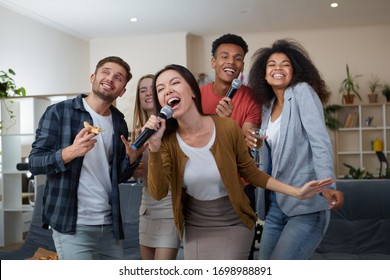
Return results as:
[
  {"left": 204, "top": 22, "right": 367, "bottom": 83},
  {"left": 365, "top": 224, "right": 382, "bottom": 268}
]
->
[
  {"left": 0, "top": 232, "right": 26, "bottom": 251},
  {"left": 0, "top": 241, "right": 24, "bottom": 251}
]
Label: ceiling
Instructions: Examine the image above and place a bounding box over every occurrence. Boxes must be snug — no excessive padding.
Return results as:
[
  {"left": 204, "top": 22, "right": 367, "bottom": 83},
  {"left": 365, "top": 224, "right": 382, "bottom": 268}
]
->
[{"left": 1, "top": 0, "right": 390, "bottom": 40}]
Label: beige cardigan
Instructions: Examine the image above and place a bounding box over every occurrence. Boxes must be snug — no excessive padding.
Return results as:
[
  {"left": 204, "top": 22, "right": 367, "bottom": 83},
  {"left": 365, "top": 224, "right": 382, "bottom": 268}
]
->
[{"left": 148, "top": 115, "right": 270, "bottom": 239}]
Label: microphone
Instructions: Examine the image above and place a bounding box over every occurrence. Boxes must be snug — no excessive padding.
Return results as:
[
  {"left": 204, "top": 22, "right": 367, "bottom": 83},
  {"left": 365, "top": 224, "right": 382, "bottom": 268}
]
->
[
  {"left": 225, "top": 78, "right": 242, "bottom": 99},
  {"left": 131, "top": 106, "right": 173, "bottom": 150},
  {"left": 16, "top": 163, "right": 29, "bottom": 171}
]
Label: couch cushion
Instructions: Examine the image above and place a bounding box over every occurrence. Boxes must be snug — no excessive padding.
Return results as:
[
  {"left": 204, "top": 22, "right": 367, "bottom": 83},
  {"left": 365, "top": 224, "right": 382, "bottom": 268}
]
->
[{"left": 311, "top": 179, "right": 390, "bottom": 260}]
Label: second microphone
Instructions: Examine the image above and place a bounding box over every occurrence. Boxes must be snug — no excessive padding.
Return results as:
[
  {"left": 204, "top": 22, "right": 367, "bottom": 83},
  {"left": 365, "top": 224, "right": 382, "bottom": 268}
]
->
[
  {"left": 131, "top": 106, "right": 173, "bottom": 150},
  {"left": 225, "top": 78, "right": 242, "bottom": 99}
]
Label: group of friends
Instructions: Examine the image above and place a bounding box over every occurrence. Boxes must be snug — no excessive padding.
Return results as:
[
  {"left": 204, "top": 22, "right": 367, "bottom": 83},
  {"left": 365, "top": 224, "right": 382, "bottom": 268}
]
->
[{"left": 28, "top": 33, "right": 344, "bottom": 260}]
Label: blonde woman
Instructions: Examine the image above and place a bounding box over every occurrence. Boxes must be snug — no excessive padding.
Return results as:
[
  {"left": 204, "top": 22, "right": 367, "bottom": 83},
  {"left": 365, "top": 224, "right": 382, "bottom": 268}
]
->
[{"left": 132, "top": 74, "right": 180, "bottom": 260}]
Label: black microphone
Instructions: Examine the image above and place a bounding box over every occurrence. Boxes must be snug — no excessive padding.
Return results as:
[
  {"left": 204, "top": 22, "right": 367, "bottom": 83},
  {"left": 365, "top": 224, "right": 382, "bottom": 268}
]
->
[
  {"left": 16, "top": 163, "right": 29, "bottom": 171},
  {"left": 225, "top": 78, "right": 242, "bottom": 99},
  {"left": 131, "top": 106, "right": 173, "bottom": 150}
]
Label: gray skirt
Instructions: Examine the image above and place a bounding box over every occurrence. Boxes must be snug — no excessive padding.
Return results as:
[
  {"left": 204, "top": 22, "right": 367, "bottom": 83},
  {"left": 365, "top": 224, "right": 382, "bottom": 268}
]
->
[
  {"left": 138, "top": 189, "right": 180, "bottom": 248},
  {"left": 139, "top": 209, "right": 180, "bottom": 248},
  {"left": 184, "top": 195, "right": 254, "bottom": 260}
]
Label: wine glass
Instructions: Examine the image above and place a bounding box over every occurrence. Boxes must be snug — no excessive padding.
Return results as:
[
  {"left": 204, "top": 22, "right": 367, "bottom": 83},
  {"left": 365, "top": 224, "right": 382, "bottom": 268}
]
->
[{"left": 251, "top": 128, "right": 266, "bottom": 167}]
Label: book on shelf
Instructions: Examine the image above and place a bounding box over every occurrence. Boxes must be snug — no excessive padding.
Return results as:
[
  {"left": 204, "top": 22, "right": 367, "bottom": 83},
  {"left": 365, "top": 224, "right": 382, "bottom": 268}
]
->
[{"left": 343, "top": 112, "right": 358, "bottom": 128}]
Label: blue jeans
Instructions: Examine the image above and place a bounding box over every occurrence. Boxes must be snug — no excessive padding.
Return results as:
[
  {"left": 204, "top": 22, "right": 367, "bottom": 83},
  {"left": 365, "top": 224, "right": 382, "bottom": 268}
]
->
[
  {"left": 52, "top": 224, "right": 124, "bottom": 260},
  {"left": 258, "top": 192, "right": 329, "bottom": 260}
]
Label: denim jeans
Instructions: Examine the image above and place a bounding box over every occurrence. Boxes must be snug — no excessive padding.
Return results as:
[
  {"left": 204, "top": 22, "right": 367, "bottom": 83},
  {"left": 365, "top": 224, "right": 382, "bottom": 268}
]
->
[
  {"left": 52, "top": 224, "right": 124, "bottom": 260},
  {"left": 258, "top": 192, "right": 329, "bottom": 260}
]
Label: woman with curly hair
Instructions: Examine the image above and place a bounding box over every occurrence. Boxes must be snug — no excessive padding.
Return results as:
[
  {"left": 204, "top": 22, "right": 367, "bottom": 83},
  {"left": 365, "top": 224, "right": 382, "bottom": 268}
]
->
[{"left": 246, "top": 39, "right": 343, "bottom": 259}]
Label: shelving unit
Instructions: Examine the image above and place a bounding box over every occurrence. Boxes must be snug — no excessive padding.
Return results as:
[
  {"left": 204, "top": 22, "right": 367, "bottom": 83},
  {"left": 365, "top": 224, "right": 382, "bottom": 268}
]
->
[
  {"left": 0, "top": 94, "right": 76, "bottom": 246},
  {"left": 335, "top": 103, "right": 390, "bottom": 178}
]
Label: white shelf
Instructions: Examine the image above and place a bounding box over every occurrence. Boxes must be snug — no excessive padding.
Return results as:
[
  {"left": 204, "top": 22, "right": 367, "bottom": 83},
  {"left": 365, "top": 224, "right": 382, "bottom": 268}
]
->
[
  {"left": 337, "top": 151, "right": 361, "bottom": 155},
  {"left": 335, "top": 103, "right": 390, "bottom": 178},
  {"left": 0, "top": 95, "right": 77, "bottom": 246},
  {"left": 3, "top": 205, "right": 34, "bottom": 212},
  {"left": 338, "top": 128, "right": 360, "bottom": 131}
]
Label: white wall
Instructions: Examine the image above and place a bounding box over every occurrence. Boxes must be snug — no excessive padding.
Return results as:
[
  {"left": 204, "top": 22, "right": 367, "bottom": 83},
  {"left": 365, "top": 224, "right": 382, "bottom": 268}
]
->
[
  {"left": 0, "top": 6, "right": 90, "bottom": 96},
  {"left": 191, "top": 25, "right": 390, "bottom": 105},
  {"left": 2, "top": 3, "right": 390, "bottom": 129}
]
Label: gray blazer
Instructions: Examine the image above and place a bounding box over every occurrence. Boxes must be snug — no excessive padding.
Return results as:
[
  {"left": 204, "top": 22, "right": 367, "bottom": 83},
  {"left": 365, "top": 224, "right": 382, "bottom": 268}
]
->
[{"left": 256, "top": 82, "right": 336, "bottom": 220}]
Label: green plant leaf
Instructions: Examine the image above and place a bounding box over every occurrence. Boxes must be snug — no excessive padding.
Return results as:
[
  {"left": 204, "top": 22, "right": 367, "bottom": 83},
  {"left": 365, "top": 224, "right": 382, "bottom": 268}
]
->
[
  {"left": 339, "top": 64, "right": 362, "bottom": 101},
  {"left": 324, "top": 104, "right": 342, "bottom": 130},
  {"left": 342, "top": 163, "right": 376, "bottom": 179},
  {"left": 0, "top": 68, "right": 27, "bottom": 132}
]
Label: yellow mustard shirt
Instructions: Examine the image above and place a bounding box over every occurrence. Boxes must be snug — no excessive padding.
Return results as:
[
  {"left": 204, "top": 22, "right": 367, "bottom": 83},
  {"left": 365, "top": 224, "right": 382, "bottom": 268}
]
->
[{"left": 148, "top": 115, "right": 270, "bottom": 239}]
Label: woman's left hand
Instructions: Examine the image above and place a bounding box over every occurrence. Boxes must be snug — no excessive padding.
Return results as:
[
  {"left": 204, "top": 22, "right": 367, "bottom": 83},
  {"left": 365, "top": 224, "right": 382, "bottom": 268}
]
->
[{"left": 297, "top": 177, "right": 334, "bottom": 200}]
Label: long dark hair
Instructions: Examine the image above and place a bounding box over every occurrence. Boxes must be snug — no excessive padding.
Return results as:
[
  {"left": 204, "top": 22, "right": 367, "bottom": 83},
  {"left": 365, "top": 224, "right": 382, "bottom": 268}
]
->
[
  {"left": 153, "top": 64, "right": 204, "bottom": 136},
  {"left": 248, "top": 39, "right": 331, "bottom": 109}
]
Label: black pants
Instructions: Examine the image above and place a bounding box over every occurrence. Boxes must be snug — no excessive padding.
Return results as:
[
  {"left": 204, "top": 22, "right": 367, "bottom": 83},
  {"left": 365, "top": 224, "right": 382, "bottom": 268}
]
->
[{"left": 244, "top": 184, "right": 256, "bottom": 260}]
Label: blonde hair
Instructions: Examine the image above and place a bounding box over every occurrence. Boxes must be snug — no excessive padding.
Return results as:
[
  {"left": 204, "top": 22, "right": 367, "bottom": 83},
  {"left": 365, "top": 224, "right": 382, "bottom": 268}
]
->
[{"left": 132, "top": 74, "right": 155, "bottom": 131}]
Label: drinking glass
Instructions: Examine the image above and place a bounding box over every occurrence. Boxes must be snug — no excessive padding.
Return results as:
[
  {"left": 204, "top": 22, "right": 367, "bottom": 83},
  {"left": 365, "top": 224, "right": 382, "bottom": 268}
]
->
[
  {"left": 251, "top": 128, "right": 266, "bottom": 167},
  {"left": 28, "top": 179, "right": 35, "bottom": 206}
]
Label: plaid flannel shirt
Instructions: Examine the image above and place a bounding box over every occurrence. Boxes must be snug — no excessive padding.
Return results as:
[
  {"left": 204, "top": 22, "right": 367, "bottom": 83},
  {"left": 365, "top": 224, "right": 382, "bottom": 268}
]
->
[{"left": 28, "top": 94, "right": 138, "bottom": 240}]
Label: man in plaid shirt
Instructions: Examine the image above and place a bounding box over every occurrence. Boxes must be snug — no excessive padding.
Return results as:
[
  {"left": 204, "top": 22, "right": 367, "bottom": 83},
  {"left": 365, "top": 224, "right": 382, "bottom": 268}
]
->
[{"left": 29, "top": 56, "right": 142, "bottom": 259}]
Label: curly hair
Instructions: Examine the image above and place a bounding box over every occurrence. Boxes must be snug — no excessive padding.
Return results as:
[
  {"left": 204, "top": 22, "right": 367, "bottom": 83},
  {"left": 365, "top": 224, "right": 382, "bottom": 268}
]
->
[
  {"left": 211, "top": 33, "right": 249, "bottom": 57},
  {"left": 248, "top": 39, "right": 330, "bottom": 109}
]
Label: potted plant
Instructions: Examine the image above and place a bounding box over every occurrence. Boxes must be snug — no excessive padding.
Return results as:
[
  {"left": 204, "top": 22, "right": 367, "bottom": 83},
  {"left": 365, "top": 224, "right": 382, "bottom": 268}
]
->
[
  {"left": 382, "top": 84, "right": 390, "bottom": 102},
  {"left": 0, "top": 69, "right": 27, "bottom": 130},
  {"left": 339, "top": 64, "right": 362, "bottom": 104},
  {"left": 367, "top": 74, "right": 381, "bottom": 103},
  {"left": 324, "top": 104, "right": 342, "bottom": 130},
  {"left": 342, "top": 163, "right": 374, "bottom": 179}
]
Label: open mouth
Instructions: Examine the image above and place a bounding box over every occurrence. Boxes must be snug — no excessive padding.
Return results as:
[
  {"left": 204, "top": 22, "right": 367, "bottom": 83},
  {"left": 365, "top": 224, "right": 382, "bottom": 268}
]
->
[
  {"left": 101, "top": 81, "right": 114, "bottom": 90},
  {"left": 167, "top": 97, "right": 180, "bottom": 108},
  {"left": 223, "top": 67, "right": 235, "bottom": 75},
  {"left": 272, "top": 73, "right": 285, "bottom": 79}
]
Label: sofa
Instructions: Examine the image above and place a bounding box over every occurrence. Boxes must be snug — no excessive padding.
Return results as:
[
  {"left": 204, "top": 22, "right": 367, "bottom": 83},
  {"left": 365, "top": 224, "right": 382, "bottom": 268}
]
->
[
  {"left": 3, "top": 179, "right": 388, "bottom": 260},
  {"left": 311, "top": 179, "right": 390, "bottom": 260}
]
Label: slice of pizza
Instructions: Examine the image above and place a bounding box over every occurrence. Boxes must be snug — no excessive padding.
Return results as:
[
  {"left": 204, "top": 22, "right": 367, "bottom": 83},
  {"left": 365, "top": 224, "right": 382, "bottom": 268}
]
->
[{"left": 83, "top": 121, "right": 103, "bottom": 135}]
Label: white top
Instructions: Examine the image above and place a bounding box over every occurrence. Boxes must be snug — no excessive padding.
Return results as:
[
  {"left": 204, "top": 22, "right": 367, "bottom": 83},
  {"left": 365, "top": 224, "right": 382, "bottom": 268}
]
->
[
  {"left": 266, "top": 114, "right": 282, "bottom": 163},
  {"left": 77, "top": 98, "right": 113, "bottom": 225},
  {"left": 177, "top": 125, "right": 228, "bottom": 200}
]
